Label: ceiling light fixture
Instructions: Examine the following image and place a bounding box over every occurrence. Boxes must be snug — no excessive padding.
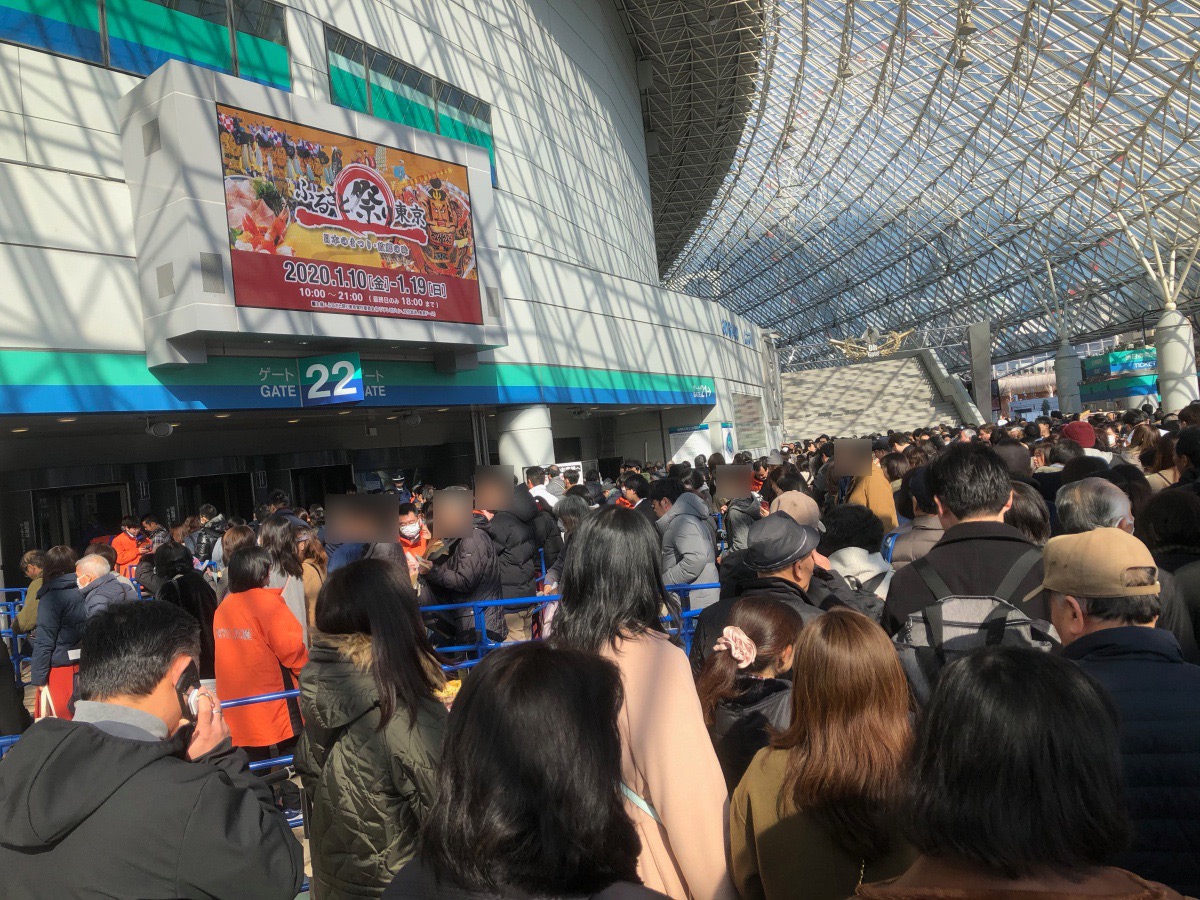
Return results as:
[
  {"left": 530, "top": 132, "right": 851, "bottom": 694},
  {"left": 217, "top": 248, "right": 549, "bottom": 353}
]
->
[
  {"left": 11, "top": 427, "right": 28, "bottom": 433},
  {"left": 57, "top": 417, "right": 76, "bottom": 423},
  {"left": 215, "top": 413, "right": 231, "bottom": 418},
  {"left": 957, "top": 15, "right": 977, "bottom": 37},
  {"left": 954, "top": 52, "right": 972, "bottom": 70},
  {"left": 287, "top": 418, "right": 300, "bottom": 424}
]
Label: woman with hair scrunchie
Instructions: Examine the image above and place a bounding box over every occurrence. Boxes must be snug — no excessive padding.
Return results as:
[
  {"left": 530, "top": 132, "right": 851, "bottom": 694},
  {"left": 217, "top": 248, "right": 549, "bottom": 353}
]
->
[{"left": 697, "top": 598, "right": 804, "bottom": 791}]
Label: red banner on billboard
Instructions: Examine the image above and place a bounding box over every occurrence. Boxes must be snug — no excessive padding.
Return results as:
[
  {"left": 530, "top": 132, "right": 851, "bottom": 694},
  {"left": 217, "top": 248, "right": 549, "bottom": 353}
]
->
[
  {"left": 230, "top": 252, "right": 484, "bottom": 323},
  {"left": 216, "top": 104, "right": 483, "bottom": 324}
]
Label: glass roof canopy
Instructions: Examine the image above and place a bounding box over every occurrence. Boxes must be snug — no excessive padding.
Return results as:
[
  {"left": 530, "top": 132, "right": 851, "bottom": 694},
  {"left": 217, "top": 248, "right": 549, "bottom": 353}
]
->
[{"left": 662, "top": 0, "right": 1200, "bottom": 372}]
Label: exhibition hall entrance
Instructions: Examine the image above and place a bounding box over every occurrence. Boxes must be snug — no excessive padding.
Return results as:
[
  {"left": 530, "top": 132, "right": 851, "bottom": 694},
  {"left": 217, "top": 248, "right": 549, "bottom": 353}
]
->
[
  {"left": 32, "top": 483, "right": 131, "bottom": 554},
  {"left": 176, "top": 474, "right": 255, "bottom": 524}
]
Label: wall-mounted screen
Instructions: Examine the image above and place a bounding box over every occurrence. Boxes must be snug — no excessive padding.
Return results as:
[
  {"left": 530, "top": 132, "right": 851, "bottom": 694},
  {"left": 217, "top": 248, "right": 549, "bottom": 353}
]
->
[{"left": 217, "top": 103, "right": 482, "bottom": 324}]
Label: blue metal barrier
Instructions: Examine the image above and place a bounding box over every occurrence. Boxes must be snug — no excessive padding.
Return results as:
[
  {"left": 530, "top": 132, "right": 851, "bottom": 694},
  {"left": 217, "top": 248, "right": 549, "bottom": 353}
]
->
[
  {"left": 1, "top": 588, "right": 29, "bottom": 683},
  {"left": 0, "top": 584, "right": 717, "bottom": 760}
]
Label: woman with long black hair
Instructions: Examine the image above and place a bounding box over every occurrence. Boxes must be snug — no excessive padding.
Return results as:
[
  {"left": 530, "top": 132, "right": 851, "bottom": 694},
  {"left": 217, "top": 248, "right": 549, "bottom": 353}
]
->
[
  {"left": 553, "top": 507, "right": 735, "bottom": 900},
  {"left": 154, "top": 541, "right": 219, "bottom": 680},
  {"left": 257, "top": 513, "right": 307, "bottom": 641},
  {"left": 296, "top": 558, "right": 447, "bottom": 899},
  {"left": 387, "top": 642, "right": 667, "bottom": 899}
]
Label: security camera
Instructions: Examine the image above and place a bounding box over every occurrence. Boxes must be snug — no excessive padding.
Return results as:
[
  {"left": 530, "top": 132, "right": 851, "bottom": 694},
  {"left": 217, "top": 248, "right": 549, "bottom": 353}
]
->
[
  {"left": 404, "top": 413, "right": 422, "bottom": 427},
  {"left": 145, "top": 421, "right": 174, "bottom": 438}
]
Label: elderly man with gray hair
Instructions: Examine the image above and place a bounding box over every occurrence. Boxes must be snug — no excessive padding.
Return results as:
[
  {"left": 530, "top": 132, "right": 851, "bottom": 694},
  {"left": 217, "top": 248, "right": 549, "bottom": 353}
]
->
[
  {"left": 1055, "top": 477, "right": 1135, "bottom": 535},
  {"left": 75, "top": 553, "right": 139, "bottom": 619},
  {"left": 1055, "top": 476, "right": 1198, "bottom": 662}
]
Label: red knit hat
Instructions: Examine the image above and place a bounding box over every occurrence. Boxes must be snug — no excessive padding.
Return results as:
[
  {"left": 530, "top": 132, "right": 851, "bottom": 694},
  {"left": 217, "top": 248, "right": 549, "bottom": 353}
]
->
[{"left": 1061, "top": 420, "right": 1096, "bottom": 449}]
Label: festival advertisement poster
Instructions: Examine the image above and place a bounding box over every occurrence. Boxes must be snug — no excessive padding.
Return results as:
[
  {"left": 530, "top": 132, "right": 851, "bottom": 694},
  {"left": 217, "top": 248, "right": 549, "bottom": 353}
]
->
[{"left": 216, "top": 104, "right": 482, "bottom": 324}]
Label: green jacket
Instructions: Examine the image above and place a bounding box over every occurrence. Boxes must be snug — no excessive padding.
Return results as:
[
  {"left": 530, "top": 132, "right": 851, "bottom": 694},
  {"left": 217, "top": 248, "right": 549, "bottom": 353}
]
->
[
  {"left": 730, "top": 747, "right": 916, "bottom": 900},
  {"left": 15, "top": 577, "right": 41, "bottom": 635},
  {"left": 295, "top": 634, "right": 447, "bottom": 899}
]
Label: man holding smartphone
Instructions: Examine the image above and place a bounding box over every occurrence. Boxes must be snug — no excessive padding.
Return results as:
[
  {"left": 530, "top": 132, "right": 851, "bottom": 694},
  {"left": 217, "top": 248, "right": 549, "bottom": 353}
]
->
[{"left": 0, "top": 601, "right": 303, "bottom": 899}]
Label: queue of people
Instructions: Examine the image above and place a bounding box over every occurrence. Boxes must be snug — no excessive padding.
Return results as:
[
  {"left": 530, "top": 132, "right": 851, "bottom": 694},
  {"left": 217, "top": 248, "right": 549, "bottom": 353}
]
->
[{"left": 0, "top": 414, "right": 1198, "bottom": 900}]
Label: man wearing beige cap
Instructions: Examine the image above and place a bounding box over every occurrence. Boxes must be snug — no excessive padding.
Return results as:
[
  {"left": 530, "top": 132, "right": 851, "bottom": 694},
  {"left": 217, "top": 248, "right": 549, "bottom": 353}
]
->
[{"left": 1040, "top": 528, "right": 1200, "bottom": 895}]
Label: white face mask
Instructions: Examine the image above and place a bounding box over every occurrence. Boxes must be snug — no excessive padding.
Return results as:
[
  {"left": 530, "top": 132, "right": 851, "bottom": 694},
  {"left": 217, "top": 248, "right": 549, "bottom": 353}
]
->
[{"left": 399, "top": 522, "right": 421, "bottom": 540}]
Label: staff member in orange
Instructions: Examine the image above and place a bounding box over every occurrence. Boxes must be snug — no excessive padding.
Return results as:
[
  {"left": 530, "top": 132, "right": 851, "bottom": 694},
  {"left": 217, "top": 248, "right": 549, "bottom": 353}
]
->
[
  {"left": 214, "top": 546, "right": 308, "bottom": 760},
  {"left": 111, "top": 516, "right": 149, "bottom": 577},
  {"left": 398, "top": 502, "right": 429, "bottom": 558}
]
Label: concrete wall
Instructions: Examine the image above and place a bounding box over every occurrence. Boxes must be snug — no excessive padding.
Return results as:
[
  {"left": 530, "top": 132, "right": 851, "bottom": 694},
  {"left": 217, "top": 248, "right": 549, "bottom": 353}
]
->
[{"left": 0, "top": 0, "right": 767, "bottom": 450}]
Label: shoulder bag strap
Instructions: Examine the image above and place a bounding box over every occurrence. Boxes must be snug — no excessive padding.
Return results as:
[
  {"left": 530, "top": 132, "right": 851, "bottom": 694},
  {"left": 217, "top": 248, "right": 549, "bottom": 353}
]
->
[
  {"left": 620, "top": 783, "right": 662, "bottom": 824},
  {"left": 911, "top": 554, "right": 954, "bottom": 602},
  {"left": 994, "top": 548, "right": 1043, "bottom": 604}
]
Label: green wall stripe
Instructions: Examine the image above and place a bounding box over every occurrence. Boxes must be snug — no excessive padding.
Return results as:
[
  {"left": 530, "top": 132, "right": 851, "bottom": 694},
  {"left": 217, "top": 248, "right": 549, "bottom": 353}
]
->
[
  {"left": 235, "top": 30, "right": 289, "bottom": 89},
  {"left": 1, "top": 0, "right": 99, "bottom": 29},
  {"left": 329, "top": 63, "right": 369, "bottom": 113},
  {"left": 106, "top": 0, "right": 232, "bottom": 70},
  {"left": 0, "top": 351, "right": 712, "bottom": 394}
]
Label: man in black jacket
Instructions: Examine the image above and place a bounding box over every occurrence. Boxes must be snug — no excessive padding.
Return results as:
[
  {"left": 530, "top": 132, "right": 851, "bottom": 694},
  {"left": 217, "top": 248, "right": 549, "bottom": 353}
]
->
[
  {"left": 484, "top": 486, "right": 540, "bottom": 600},
  {"left": 419, "top": 491, "right": 504, "bottom": 642},
  {"left": 621, "top": 473, "right": 658, "bottom": 524},
  {"left": 884, "top": 443, "right": 1046, "bottom": 636},
  {"left": 1045, "top": 528, "right": 1200, "bottom": 896},
  {"left": 690, "top": 512, "right": 825, "bottom": 676},
  {"left": 0, "top": 601, "right": 303, "bottom": 899},
  {"left": 192, "top": 503, "right": 228, "bottom": 563}
]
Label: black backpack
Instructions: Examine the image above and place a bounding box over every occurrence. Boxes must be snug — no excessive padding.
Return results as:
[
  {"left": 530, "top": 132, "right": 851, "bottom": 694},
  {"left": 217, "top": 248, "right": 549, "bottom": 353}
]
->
[{"left": 892, "top": 548, "right": 1054, "bottom": 705}]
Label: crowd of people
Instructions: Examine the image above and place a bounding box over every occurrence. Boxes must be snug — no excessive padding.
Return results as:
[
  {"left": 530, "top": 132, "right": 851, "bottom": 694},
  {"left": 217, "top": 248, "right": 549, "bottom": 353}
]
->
[{"left": 0, "top": 403, "right": 1198, "bottom": 900}]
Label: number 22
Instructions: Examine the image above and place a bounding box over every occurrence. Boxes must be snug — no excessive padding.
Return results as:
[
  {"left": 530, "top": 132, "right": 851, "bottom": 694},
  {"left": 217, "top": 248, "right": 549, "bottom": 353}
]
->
[{"left": 306, "top": 361, "right": 357, "bottom": 399}]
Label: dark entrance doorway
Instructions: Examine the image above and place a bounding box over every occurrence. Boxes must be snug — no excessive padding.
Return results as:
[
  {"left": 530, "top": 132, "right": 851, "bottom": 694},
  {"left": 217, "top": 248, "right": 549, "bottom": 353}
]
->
[
  {"left": 176, "top": 474, "right": 256, "bottom": 523},
  {"left": 33, "top": 483, "right": 131, "bottom": 554},
  {"left": 292, "top": 465, "right": 355, "bottom": 510}
]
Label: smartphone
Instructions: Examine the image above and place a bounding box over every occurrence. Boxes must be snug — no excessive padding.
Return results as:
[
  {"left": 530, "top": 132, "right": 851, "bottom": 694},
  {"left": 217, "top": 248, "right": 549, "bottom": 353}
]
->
[{"left": 174, "top": 660, "right": 202, "bottom": 721}]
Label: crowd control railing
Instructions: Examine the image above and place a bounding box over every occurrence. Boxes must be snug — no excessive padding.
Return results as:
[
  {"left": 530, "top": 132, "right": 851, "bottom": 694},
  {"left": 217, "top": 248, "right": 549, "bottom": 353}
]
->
[
  {"left": 0, "top": 584, "right": 718, "bottom": 900},
  {"left": 420, "top": 582, "right": 714, "bottom": 668},
  {"left": 1, "top": 588, "right": 29, "bottom": 683},
  {"left": 0, "top": 583, "right": 717, "bottom": 758}
]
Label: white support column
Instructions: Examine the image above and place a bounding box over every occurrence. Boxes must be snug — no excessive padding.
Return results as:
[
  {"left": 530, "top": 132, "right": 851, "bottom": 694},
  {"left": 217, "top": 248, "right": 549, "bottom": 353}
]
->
[
  {"left": 1155, "top": 305, "right": 1200, "bottom": 413},
  {"left": 497, "top": 405, "right": 555, "bottom": 476},
  {"left": 1054, "top": 339, "right": 1083, "bottom": 415}
]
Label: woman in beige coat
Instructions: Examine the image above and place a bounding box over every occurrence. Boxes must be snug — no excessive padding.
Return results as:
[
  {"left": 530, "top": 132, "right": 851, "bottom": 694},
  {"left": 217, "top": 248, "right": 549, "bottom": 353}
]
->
[{"left": 554, "top": 506, "right": 736, "bottom": 900}]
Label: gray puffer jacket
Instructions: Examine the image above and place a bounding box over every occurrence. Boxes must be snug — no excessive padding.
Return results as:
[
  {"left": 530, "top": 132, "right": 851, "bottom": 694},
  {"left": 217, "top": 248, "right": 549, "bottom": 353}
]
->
[
  {"left": 295, "top": 633, "right": 447, "bottom": 900},
  {"left": 656, "top": 491, "right": 720, "bottom": 609},
  {"left": 724, "top": 495, "right": 763, "bottom": 552},
  {"left": 79, "top": 572, "right": 139, "bottom": 618}
]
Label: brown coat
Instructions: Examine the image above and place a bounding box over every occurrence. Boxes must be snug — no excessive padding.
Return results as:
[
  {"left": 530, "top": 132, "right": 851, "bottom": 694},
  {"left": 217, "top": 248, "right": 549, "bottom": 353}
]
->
[
  {"left": 842, "top": 463, "right": 899, "bottom": 531},
  {"left": 888, "top": 515, "right": 944, "bottom": 571},
  {"left": 731, "top": 748, "right": 914, "bottom": 900},
  {"left": 601, "top": 631, "right": 736, "bottom": 900},
  {"left": 855, "top": 862, "right": 1184, "bottom": 900}
]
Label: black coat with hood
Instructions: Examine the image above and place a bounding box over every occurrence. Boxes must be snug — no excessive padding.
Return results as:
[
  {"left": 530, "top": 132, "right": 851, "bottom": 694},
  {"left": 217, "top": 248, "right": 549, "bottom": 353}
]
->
[
  {"left": 484, "top": 488, "right": 539, "bottom": 599},
  {"left": 0, "top": 718, "right": 303, "bottom": 899},
  {"left": 422, "top": 519, "right": 505, "bottom": 639},
  {"left": 192, "top": 513, "right": 229, "bottom": 562},
  {"left": 30, "top": 573, "right": 87, "bottom": 686},
  {"left": 295, "top": 634, "right": 447, "bottom": 899}
]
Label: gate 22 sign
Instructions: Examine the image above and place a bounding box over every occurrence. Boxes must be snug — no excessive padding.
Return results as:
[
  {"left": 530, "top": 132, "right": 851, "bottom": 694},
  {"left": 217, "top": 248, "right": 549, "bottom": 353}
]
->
[{"left": 299, "top": 353, "right": 364, "bottom": 407}]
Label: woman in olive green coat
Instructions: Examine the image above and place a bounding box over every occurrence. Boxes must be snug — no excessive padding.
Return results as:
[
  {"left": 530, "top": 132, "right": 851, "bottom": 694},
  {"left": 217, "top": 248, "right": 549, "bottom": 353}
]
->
[
  {"left": 295, "top": 559, "right": 448, "bottom": 900},
  {"left": 729, "top": 609, "right": 915, "bottom": 900}
]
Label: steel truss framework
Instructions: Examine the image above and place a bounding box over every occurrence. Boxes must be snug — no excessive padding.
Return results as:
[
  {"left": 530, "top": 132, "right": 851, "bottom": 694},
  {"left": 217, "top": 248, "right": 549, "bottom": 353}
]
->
[
  {"left": 659, "top": 0, "right": 1200, "bottom": 372},
  {"left": 615, "top": 0, "right": 768, "bottom": 274}
]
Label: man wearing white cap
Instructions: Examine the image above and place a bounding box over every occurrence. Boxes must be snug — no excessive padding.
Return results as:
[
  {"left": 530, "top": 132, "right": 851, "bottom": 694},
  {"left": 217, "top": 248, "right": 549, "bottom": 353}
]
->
[{"left": 1039, "top": 528, "right": 1200, "bottom": 896}]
